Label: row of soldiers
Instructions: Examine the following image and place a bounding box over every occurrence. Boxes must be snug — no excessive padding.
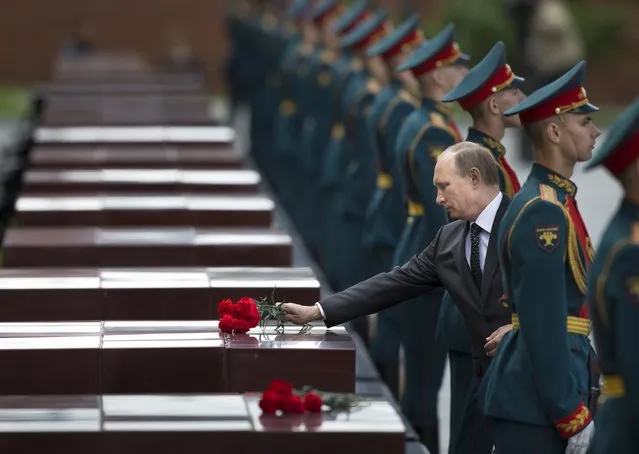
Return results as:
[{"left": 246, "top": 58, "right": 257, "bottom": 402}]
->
[{"left": 224, "top": 1, "right": 639, "bottom": 454}]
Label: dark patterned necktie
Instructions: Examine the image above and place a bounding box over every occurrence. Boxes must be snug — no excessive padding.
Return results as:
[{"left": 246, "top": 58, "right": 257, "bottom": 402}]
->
[{"left": 470, "top": 222, "right": 483, "bottom": 289}]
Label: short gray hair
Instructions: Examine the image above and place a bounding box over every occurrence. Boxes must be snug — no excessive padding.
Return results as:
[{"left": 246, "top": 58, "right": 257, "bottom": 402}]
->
[{"left": 440, "top": 141, "right": 500, "bottom": 187}]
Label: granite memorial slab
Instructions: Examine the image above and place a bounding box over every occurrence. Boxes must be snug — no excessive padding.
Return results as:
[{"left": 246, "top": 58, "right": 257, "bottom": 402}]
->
[
  {"left": 15, "top": 194, "right": 274, "bottom": 228},
  {"left": 225, "top": 323, "right": 356, "bottom": 393},
  {"left": 0, "top": 322, "right": 355, "bottom": 396},
  {"left": 28, "top": 146, "right": 242, "bottom": 170},
  {"left": 3, "top": 227, "right": 293, "bottom": 268},
  {"left": 22, "top": 169, "right": 260, "bottom": 194},
  {"left": 0, "top": 394, "right": 406, "bottom": 453},
  {"left": 0, "top": 267, "right": 320, "bottom": 322},
  {"left": 35, "top": 126, "right": 234, "bottom": 147},
  {"left": 246, "top": 394, "right": 405, "bottom": 453}
]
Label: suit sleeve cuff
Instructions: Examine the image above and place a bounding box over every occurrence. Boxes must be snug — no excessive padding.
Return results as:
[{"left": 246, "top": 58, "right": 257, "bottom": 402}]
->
[
  {"left": 553, "top": 402, "right": 592, "bottom": 439},
  {"left": 315, "top": 302, "right": 327, "bottom": 320}
]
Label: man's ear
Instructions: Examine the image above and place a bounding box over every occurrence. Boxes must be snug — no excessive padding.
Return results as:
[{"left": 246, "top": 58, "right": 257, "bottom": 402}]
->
[
  {"left": 469, "top": 167, "right": 481, "bottom": 187},
  {"left": 487, "top": 96, "right": 500, "bottom": 116},
  {"left": 546, "top": 120, "right": 562, "bottom": 145}
]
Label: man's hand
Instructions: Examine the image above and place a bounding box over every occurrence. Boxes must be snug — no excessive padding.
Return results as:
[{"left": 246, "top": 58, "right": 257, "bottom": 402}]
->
[
  {"left": 281, "top": 303, "right": 322, "bottom": 325},
  {"left": 484, "top": 324, "right": 513, "bottom": 357},
  {"left": 566, "top": 420, "right": 594, "bottom": 454}
]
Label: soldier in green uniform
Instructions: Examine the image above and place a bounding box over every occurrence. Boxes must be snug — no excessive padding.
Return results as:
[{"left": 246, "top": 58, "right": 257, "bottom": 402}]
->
[
  {"left": 292, "top": 0, "right": 351, "bottom": 259},
  {"left": 356, "top": 13, "right": 423, "bottom": 399},
  {"left": 319, "top": 10, "right": 387, "bottom": 284},
  {"left": 317, "top": 4, "right": 376, "bottom": 287},
  {"left": 324, "top": 10, "right": 391, "bottom": 344},
  {"left": 584, "top": 98, "right": 639, "bottom": 454},
  {"left": 392, "top": 24, "right": 469, "bottom": 454},
  {"left": 480, "top": 61, "right": 601, "bottom": 454},
  {"left": 271, "top": 1, "right": 319, "bottom": 214},
  {"left": 439, "top": 40, "right": 525, "bottom": 454},
  {"left": 300, "top": 0, "right": 373, "bottom": 262}
]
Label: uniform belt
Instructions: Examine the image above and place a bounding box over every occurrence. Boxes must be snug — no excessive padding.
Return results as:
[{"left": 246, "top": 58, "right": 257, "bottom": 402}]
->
[
  {"left": 601, "top": 375, "right": 625, "bottom": 398},
  {"left": 511, "top": 313, "right": 590, "bottom": 336},
  {"left": 280, "top": 99, "right": 297, "bottom": 116},
  {"left": 376, "top": 173, "right": 393, "bottom": 189},
  {"left": 407, "top": 201, "right": 424, "bottom": 217},
  {"left": 331, "top": 123, "right": 345, "bottom": 139}
]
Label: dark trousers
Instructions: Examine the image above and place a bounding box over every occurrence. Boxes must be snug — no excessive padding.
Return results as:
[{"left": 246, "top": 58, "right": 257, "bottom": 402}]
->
[{"left": 451, "top": 363, "right": 494, "bottom": 454}]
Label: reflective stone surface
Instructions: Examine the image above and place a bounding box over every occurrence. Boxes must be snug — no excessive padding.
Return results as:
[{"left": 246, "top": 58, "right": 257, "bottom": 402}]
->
[
  {"left": 226, "top": 322, "right": 355, "bottom": 393},
  {"left": 246, "top": 395, "right": 405, "bottom": 453},
  {"left": 15, "top": 194, "right": 274, "bottom": 227},
  {"left": 0, "top": 321, "right": 355, "bottom": 396},
  {"left": 29, "top": 145, "right": 240, "bottom": 172},
  {"left": 0, "top": 267, "right": 320, "bottom": 322},
  {"left": 3, "top": 227, "right": 292, "bottom": 267},
  {"left": 22, "top": 169, "right": 260, "bottom": 195},
  {"left": 35, "top": 126, "right": 235, "bottom": 145}
]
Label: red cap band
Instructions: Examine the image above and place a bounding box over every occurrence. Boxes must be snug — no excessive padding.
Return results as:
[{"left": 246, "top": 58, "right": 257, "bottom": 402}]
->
[
  {"left": 352, "top": 22, "right": 389, "bottom": 51},
  {"left": 340, "top": 11, "right": 371, "bottom": 36},
  {"left": 458, "top": 64, "right": 516, "bottom": 110},
  {"left": 519, "top": 86, "right": 590, "bottom": 124},
  {"left": 411, "top": 41, "right": 463, "bottom": 77},
  {"left": 381, "top": 30, "right": 423, "bottom": 60}
]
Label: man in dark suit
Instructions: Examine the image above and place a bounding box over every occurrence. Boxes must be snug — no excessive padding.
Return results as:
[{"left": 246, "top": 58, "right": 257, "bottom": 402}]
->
[{"left": 282, "top": 141, "right": 512, "bottom": 453}]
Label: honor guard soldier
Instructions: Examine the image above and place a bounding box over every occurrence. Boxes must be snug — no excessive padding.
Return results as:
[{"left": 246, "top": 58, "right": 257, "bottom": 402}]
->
[
  {"left": 440, "top": 40, "right": 525, "bottom": 454},
  {"left": 272, "top": 0, "right": 319, "bottom": 213},
  {"left": 322, "top": 10, "right": 389, "bottom": 291},
  {"left": 288, "top": 0, "right": 346, "bottom": 255},
  {"left": 267, "top": 0, "right": 313, "bottom": 194},
  {"left": 308, "top": 1, "right": 373, "bottom": 263},
  {"left": 358, "top": 13, "right": 423, "bottom": 399},
  {"left": 325, "top": 10, "right": 391, "bottom": 345},
  {"left": 393, "top": 23, "right": 469, "bottom": 453},
  {"left": 584, "top": 98, "right": 639, "bottom": 454},
  {"left": 480, "top": 61, "right": 601, "bottom": 454},
  {"left": 249, "top": 1, "right": 287, "bottom": 173}
]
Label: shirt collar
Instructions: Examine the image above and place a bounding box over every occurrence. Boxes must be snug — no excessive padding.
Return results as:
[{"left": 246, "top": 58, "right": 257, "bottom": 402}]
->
[{"left": 473, "top": 192, "right": 503, "bottom": 234}]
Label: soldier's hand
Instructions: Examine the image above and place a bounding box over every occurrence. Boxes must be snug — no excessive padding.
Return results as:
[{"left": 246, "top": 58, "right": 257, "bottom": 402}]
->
[
  {"left": 484, "top": 324, "right": 513, "bottom": 357},
  {"left": 566, "top": 420, "right": 594, "bottom": 454},
  {"left": 281, "top": 303, "right": 322, "bottom": 325}
]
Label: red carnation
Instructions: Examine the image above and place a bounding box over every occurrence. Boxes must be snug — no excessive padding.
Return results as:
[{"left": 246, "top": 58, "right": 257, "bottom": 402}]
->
[
  {"left": 282, "top": 394, "right": 305, "bottom": 414},
  {"left": 259, "top": 390, "right": 284, "bottom": 413},
  {"left": 303, "top": 392, "right": 323, "bottom": 413},
  {"left": 267, "top": 379, "right": 293, "bottom": 395},
  {"left": 230, "top": 317, "right": 253, "bottom": 334},
  {"left": 217, "top": 298, "right": 234, "bottom": 317},
  {"left": 218, "top": 314, "right": 235, "bottom": 333}
]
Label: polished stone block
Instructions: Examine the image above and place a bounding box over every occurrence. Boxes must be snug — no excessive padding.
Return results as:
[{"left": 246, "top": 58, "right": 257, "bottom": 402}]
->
[
  {"left": 15, "top": 194, "right": 274, "bottom": 228},
  {"left": 226, "top": 323, "right": 356, "bottom": 393},
  {"left": 101, "top": 321, "right": 225, "bottom": 394},
  {"left": 246, "top": 395, "right": 406, "bottom": 453},
  {"left": 28, "top": 145, "right": 242, "bottom": 170},
  {"left": 0, "top": 267, "right": 320, "bottom": 322},
  {"left": 0, "top": 321, "right": 355, "bottom": 396},
  {"left": 35, "top": 126, "right": 234, "bottom": 146},
  {"left": 22, "top": 169, "right": 260, "bottom": 194},
  {"left": 0, "top": 393, "right": 406, "bottom": 453},
  {"left": 3, "top": 227, "right": 293, "bottom": 268}
]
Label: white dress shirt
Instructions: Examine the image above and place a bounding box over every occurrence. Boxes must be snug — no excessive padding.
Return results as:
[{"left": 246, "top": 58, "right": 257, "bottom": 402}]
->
[
  {"left": 316, "top": 192, "right": 504, "bottom": 320},
  {"left": 465, "top": 191, "right": 503, "bottom": 271}
]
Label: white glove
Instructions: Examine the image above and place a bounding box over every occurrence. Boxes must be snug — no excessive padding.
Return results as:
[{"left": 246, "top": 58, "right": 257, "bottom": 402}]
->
[{"left": 565, "top": 420, "right": 594, "bottom": 454}]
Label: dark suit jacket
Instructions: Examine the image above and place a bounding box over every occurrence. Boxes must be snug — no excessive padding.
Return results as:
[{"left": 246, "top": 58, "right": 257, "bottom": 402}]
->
[{"left": 321, "top": 195, "right": 511, "bottom": 373}]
